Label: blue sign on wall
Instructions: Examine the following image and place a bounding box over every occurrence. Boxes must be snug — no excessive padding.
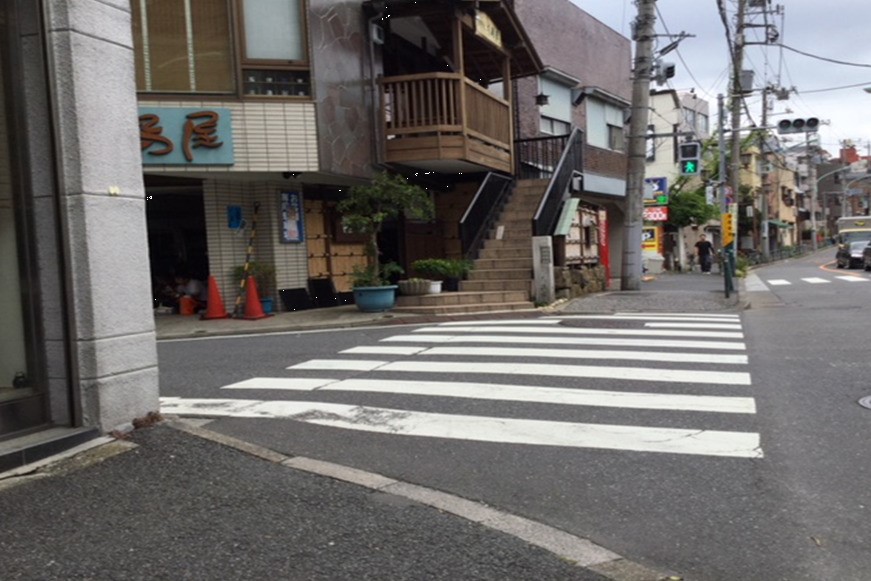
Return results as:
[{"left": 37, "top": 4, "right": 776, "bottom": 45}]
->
[{"left": 139, "top": 107, "right": 234, "bottom": 165}]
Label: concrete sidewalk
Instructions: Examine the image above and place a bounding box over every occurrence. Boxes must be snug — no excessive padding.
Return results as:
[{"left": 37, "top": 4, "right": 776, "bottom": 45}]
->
[
  {"left": 155, "top": 270, "right": 744, "bottom": 341},
  {"left": 0, "top": 421, "right": 671, "bottom": 581},
  {"left": 1, "top": 272, "right": 740, "bottom": 581}
]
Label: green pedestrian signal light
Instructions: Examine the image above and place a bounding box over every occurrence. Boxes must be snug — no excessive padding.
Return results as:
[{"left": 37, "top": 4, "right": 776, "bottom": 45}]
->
[
  {"left": 678, "top": 141, "right": 701, "bottom": 176},
  {"left": 680, "top": 159, "right": 698, "bottom": 175}
]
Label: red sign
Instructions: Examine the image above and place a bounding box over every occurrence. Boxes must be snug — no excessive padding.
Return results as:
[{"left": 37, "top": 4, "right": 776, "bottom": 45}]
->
[
  {"left": 643, "top": 206, "right": 669, "bottom": 222},
  {"left": 598, "top": 209, "right": 609, "bottom": 285}
]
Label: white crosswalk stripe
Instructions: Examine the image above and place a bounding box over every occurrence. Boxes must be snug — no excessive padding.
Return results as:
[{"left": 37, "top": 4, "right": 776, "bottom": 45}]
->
[
  {"left": 763, "top": 275, "right": 869, "bottom": 287},
  {"left": 161, "top": 313, "right": 762, "bottom": 459}
]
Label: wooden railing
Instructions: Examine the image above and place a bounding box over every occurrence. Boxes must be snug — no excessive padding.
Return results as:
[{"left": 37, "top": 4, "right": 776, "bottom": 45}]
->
[{"left": 380, "top": 73, "right": 511, "bottom": 150}]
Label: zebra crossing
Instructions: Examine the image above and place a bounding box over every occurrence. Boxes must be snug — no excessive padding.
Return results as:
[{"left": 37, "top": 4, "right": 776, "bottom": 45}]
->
[
  {"left": 161, "top": 312, "right": 761, "bottom": 459},
  {"left": 763, "top": 274, "right": 868, "bottom": 286}
]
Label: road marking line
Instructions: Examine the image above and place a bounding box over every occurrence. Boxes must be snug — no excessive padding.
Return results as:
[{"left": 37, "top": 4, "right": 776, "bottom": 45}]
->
[
  {"left": 766, "top": 279, "right": 791, "bottom": 286},
  {"left": 420, "top": 346, "right": 748, "bottom": 365},
  {"left": 437, "top": 319, "right": 561, "bottom": 326},
  {"left": 159, "top": 398, "right": 762, "bottom": 458},
  {"left": 614, "top": 312, "right": 739, "bottom": 319},
  {"left": 801, "top": 277, "right": 831, "bottom": 284},
  {"left": 289, "top": 359, "right": 387, "bottom": 371},
  {"left": 644, "top": 322, "right": 742, "bottom": 330},
  {"left": 220, "top": 377, "right": 757, "bottom": 414},
  {"left": 835, "top": 275, "right": 867, "bottom": 282},
  {"left": 551, "top": 315, "right": 740, "bottom": 323},
  {"left": 411, "top": 325, "right": 744, "bottom": 339},
  {"left": 223, "top": 377, "right": 339, "bottom": 390},
  {"left": 384, "top": 334, "right": 747, "bottom": 351},
  {"left": 291, "top": 359, "right": 751, "bottom": 385},
  {"left": 341, "top": 346, "right": 427, "bottom": 355}
]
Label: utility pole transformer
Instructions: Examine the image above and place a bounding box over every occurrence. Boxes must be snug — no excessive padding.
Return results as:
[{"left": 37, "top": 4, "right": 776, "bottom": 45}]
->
[{"left": 621, "top": 0, "right": 657, "bottom": 291}]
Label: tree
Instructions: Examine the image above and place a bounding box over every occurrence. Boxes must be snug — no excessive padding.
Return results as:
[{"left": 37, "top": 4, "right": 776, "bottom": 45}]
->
[{"left": 337, "top": 171, "right": 435, "bottom": 286}]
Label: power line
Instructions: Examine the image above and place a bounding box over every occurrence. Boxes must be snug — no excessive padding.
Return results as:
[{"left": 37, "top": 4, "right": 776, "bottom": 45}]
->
[{"left": 776, "top": 44, "right": 871, "bottom": 68}]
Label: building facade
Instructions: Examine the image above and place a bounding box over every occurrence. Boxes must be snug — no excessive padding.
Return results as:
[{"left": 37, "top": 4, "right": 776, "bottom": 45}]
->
[{"left": 1, "top": 0, "right": 158, "bottom": 469}]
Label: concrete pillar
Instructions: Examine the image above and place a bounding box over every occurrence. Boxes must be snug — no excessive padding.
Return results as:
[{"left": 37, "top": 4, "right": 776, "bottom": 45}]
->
[
  {"left": 43, "top": 0, "right": 159, "bottom": 432},
  {"left": 532, "top": 236, "right": 555, "bottom": 304}
]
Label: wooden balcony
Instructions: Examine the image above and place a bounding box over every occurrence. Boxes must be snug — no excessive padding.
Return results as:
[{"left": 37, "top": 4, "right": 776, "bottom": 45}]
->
[{"left": 380, "top": 73, "right": 513, "bottom": 174}]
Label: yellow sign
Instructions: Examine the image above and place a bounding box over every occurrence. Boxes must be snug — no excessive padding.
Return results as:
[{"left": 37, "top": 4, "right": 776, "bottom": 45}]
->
[
  {"left": 722, "top": 213, "right": 734, "bottom": 246},
  {"left": 642, "top": 225, "right": 660, "bottom": 252},
  {"left": 475, "top": 11, "right": 503, "bottom": 48}
]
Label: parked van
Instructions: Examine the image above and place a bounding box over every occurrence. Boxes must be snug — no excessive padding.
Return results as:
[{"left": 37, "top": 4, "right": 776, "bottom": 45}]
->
[{"left": 835, "top": 217, "right": 871, "bottom": 268}]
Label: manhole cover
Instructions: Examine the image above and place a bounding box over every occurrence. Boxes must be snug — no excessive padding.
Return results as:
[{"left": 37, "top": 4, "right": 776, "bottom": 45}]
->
[{"left": 859, "top": 396, "right": 871, "bottom": 410}]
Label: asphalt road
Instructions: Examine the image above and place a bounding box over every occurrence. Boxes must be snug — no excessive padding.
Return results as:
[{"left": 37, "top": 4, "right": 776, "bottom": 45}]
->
[{"left": 158, "top": 254, "right": 871, "bottom": 580}]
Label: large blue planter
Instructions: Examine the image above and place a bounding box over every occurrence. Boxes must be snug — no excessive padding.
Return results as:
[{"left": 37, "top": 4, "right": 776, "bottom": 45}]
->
[{"left": 353, "top": 285, "right": 397, "bottom": 312}]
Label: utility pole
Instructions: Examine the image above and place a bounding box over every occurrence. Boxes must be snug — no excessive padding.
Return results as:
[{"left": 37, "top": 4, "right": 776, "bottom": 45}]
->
[
  {"left": 729, "top": 0, "right": 746, "bottom": 263},
  {"left": 718, "top": 93, "right": 733, "bottom": 297},
  {"left": 621, "top": 0, "right": 656, "bottom": 291},
  {"left": 807, "top": 132, "right": 819, "bottom": 250},
  {"left": 760, "top": 85, "right": 770, "bottom": 259}
]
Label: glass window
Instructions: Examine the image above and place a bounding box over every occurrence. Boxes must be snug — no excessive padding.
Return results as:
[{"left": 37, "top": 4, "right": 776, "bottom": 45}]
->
[
  {"left": 242, "top": 0, "right": 304, "bottom": 61},
  {"left": 132, "top": 0, "right": 235, "bottom": 93},
  {"left": 608, "top": 124, "right": 624, "bottom": 151},
  {"left": 540, "top": 116, "right": 570, "bottom": 136}
]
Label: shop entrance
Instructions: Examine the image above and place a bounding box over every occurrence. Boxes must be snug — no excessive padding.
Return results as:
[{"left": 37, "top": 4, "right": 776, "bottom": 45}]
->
[
  {"left": 0, "top": 5, "right": 49, "bottom": 438},
  {"left": 145, "top": 177, "right": 208, "bottom": 308}
]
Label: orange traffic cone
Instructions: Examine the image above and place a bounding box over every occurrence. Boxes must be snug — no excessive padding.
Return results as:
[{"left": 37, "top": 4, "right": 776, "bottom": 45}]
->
[
  {"left": 201, "top": 275, "right": 230, "bottom": 320},
  {"left": 242, "top": 275, "right": 270, "bottom": 320}
]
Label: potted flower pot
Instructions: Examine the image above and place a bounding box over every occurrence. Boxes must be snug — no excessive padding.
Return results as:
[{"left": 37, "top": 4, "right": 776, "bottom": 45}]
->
[
  {"left": 428, "top": 280, "right": 442, "bottom": 294},
  {"left": 353, "top": 285, "right": 398, "bottom": 312},
  {"left": 398, "top": 278, "right": 431, "bottom": 295}
]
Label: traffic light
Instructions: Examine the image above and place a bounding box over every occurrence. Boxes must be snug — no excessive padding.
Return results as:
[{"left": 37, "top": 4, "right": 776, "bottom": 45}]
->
[
  {"left": 776, "top": 117, "right": 820, "bottom": 134},
  {"left": 678, "top": 141, "right": 701, "bottom": 176}
]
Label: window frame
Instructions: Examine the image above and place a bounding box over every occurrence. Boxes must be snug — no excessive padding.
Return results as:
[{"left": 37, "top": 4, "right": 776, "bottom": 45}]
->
[{"left": 132, "top": 0, "right": 312, "bottom": 100}]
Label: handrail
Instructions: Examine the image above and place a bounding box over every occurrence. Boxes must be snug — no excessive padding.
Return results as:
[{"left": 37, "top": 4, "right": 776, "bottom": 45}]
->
[
  {"left": 531, "top": 127, "right": 584, "bottom": 236},
  {"left": 460, "top": 172, "right": 514, "bottom": 259},
  {"left": 514, "top": 134, "right": 569, "bottom": 180}
]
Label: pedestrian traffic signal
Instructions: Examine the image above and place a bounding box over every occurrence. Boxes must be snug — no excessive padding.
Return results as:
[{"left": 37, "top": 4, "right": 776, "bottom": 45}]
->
[
  {"left": 776, "top": 117, "right": 820, "bottom": 134},
  {"left": 678, "top": 142, "right": 701, "bottom": 176}
]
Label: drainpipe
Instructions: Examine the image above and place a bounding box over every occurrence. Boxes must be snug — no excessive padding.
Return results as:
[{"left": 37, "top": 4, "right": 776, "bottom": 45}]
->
[{"left": 366, "top": 3, "right": 386, "bottom": 167}]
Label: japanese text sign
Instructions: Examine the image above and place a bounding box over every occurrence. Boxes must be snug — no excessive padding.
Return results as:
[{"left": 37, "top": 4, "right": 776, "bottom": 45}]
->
[{"left": 139, "top": 107, "right": 234, "bottom": 165}]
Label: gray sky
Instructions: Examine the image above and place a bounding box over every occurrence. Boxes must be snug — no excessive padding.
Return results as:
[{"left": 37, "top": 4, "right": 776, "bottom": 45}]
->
[{"left": 570, "top": 0, "right": 871, "bottom": 156}]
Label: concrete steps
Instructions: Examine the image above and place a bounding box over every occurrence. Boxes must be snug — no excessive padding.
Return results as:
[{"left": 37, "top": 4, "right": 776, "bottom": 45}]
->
[{"left": 398, "top": 177, "right": 546, "bottom": 315}]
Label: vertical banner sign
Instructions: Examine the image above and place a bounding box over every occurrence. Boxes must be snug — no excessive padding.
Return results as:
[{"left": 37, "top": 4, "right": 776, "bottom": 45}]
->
[
  {"left": 722, "top": 212, "right": 735, "bottom": 246},
  {"left": 598, "top": 209, "right": 609, "bottom": 284},
  {"left": 280, "top": 192, "right": 305, "bottom": 243}
]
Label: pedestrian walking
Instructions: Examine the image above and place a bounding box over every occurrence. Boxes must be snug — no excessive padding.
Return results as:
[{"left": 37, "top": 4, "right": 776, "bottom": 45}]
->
[{"left": 695, "top": 234, "right": 714, "bottom": 274}]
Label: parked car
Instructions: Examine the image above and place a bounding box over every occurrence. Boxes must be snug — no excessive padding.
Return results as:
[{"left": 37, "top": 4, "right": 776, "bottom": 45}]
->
[
  {"left": 836, "top": 239, "right": 870, "bottom": 269},
  {"left": 863, "top": 241, "right": 871, "bottom": 271}
]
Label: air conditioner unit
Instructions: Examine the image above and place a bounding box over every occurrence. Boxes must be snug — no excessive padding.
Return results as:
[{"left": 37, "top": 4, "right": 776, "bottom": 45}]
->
[{"left": 371, "top": 23, "right": 385, "bottom": 45}]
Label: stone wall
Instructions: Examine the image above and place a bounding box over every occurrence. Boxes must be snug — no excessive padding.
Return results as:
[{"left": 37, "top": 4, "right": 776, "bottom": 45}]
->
[{"left": 554, "top": 265, "right": 607, "bottom": 300}]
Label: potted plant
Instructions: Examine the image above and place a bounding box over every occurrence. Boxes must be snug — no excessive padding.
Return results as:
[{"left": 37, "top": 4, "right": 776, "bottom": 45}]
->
[
  {"left": 337, "top": 171, "right": 435, "bottom": 312},
  {"left": 232, "top": 261, "right": 276, "bottom": 313},
  {"left": 397, "top": 277, "right": 431, "bottom": 296},
  {"left": 412, "top": 258, "right": 472, "bottom": 292}
]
